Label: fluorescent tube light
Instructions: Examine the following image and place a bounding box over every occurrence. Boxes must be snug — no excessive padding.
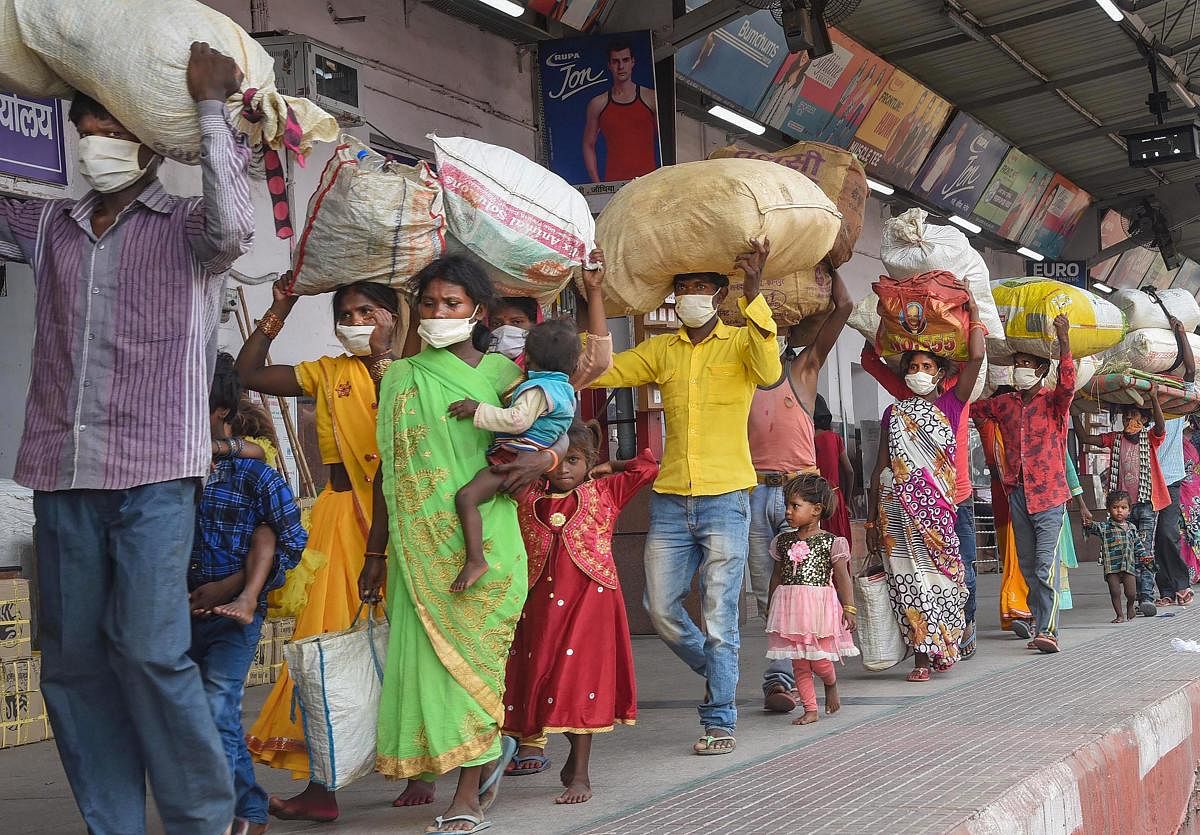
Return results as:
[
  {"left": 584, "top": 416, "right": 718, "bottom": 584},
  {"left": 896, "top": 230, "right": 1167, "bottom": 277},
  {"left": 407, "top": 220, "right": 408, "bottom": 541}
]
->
[
  {"left": 1094, "top": 0, "right": 1123, "bottom": 22},
  {"left": 1092, "top": 282, "right": 1114, "bottom": 294},
  {"left": 949, "top": 215, "right": 982, "bottom": 234},
  {"left": 1017, "top": 247, "right": 1045, "bottom": 261},
  {"left": 476, "top": 0, "right": 525, "bottom": 17},
  {"left": 707, "top": 105, "right": 766, "bottom": 136},
  {"left": 866, "top": 178, "right": 895, "bottom": 195}
]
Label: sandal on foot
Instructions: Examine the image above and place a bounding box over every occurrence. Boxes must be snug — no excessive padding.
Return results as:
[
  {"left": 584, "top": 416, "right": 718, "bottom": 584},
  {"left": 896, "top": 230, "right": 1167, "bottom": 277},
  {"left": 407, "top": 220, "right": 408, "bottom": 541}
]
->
[
  {"left": 959, "top": 622, "right": 977, "bottom": 659},
  {"left": 1032, "top": 633, "right": 1059, "bottom": 654},
  {"left": 504, "top": 753, "right": 550, "bottom": 776},
  {"left": 764, "top": 684, "right": 798, "bottom": 714},
  {"left": 478, "top": 736, "right": 516, "bottom": 813},
  {"left": 693, "top": 734, "right": 736, "bottom": 755},
  {"left": 1156, "top": 597, "right": 1175, "bottom": 607},
  {"left": 905, "top": 667, "right": 931, "bottom": 682},
  {"left": 1139, "top": 601, "right": 1158, "bottom": 617},
  {"left": 1178, "top": 590, "right": 1194, "bottom": 605},
  {"left": 1011, "top": 620, "right": 1034, "bottom": 640},
  {"left": 426, "top": 814, "right": 492, "bottom": 834}
]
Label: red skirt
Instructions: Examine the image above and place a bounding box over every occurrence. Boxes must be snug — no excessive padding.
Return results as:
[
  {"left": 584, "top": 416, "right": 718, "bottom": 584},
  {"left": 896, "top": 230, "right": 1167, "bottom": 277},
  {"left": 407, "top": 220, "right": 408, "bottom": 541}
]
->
[
  {"left": 502, "top": 545, "right": 636, "bottom": 737},
  {"left": 822, "top": 491, "right": 852, "bottom": 547}
]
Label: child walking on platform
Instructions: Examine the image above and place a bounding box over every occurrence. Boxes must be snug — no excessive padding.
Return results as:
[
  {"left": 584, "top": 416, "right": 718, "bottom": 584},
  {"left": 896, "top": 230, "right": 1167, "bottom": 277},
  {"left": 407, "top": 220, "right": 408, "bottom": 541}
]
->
[
  {"left": 1083, "top": 490, "right": 1151, "bottom": 623},
  {"left": 767, "top": 473, "right": 858, "bottom": 726}
]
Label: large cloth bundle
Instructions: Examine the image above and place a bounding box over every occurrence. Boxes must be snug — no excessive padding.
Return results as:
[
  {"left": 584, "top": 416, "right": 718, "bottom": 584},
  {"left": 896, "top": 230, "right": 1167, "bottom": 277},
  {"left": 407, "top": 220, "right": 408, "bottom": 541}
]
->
[
  {"left": 854, "top": 569, "right": 907, "bottom": 671},
  {"left": 872, "top": 270, "right": 970, "bottom": 361},
  {"left": 1077, "top": 370, "right": 1200, "bottom": 419},
  {"left": 431, "top": 134, "right": 593, "bottom": 303},
  {"left": 595, "top": 158, "right": 842, "bottom": 325},
  {"left": 289, "top": 138, "right": 446, "bottom": 296},
  {"left": 1111, "top": 288, "right": 1200, "bottom": 332},
  {"left": 1102, "top": 328, "right": 1200, "bottom": 375},
  {"left": 9, "top": 0, "right": 338, "bottom": 163},
  {"left": 286, "top": 609, "right": 388, "bottom": 791},
  {"left": 0, "top": 0, "right": 70, "bottom": 97},
  {"left": 991, "top": 277, "right": 1125, "bottom": 359},
  {"left": 707, "top": 140, "right": 866, "bottom": 267},
  {"left": 879, "top": 209, "right": 1004, "bottom": 355}
]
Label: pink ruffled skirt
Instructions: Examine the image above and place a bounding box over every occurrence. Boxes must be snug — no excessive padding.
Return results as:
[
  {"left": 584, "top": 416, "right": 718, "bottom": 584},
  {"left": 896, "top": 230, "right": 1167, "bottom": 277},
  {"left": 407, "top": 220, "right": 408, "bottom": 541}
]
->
[{"left": 766, "top": 584, "right": 859, "bottom": 662}]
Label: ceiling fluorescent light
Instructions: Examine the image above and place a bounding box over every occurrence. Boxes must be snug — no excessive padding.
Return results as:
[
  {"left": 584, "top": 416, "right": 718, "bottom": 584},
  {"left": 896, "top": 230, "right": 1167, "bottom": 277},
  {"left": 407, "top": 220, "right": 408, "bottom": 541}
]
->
[
  {"left": 1094, "top": 0, "right": 1123, "bottom": 22},
  {"left": 475, "top": 0, "right": 525, "bottom": 17},
  {"left": 707, "top": 104, "right": 766, "bottom": 136},
  {"left": 949, "top": 215, "right": 982, "bottom": 234},
  {"left": 1017, "top": 247, "right": 1045, "bottom": 261},
  {"left": 866, "top": 178, "right": 895, "bottom": 195},
  {"left": 1092, "top": 281, "right": 1115, "bottom": 294}
]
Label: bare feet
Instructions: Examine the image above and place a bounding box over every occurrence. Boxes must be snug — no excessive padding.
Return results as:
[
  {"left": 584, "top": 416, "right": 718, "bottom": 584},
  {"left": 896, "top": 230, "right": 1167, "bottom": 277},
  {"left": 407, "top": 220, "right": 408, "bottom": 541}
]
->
[
  {"left": 269, "top": 783, "right": 338, "bottom": 823},
  {"left": 393, "top": 779, "right": 436, "bottom": 807},
  {"left": 791, "top": 710, "right": 819, "bottom": 725},
  {"left": 1111, "top": 615, "right": 1126, "bottom": 624},
  {"left": 214, "top": 593, "right": 257, "bottom": 626},
  {"left": 556, "top": 777, "right": 592, "bottom": 805},
  {"left": 1127, "top": 600, "right": 1138, "bottom": 621},
  {"left": 450, "top": 557, "right": 489, "bottom": 593},
  {"left": 824, "top": 681, "right": 841, "bottom": 715}
]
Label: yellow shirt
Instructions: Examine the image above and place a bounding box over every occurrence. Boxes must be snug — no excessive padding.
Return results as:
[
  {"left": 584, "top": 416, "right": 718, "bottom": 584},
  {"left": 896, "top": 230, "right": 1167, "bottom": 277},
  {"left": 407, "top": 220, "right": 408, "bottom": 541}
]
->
[{"left": 591, "top": 295, "right": 781, "bottom": 496}]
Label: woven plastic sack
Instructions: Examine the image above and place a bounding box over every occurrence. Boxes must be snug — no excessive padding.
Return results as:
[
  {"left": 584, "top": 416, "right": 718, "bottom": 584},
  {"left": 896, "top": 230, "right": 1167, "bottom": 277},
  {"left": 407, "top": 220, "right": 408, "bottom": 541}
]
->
[
  {"left": 1110, "top": 288, "right": 1200, "bottom": 332},
  {"left": 854, "top": 568, "right": 907, "bottom": 671},
  {"left": 708, "top": 140, "right": 866, "bottom": 268},
  {"left": 594, "top": 157, "right": 842, "bottom": 320},
  {"left": 0, "top": 0, "right": 71, "bottom": 97},
  {"left": 1102, "top": 328, "right": 1200, "bottom": 374},
  {"left": 13, "top": 0, "right": 338, "bottom": 163},
  {"left": 286, "top": 608, "right": 388, "bottom": 791},
  {"left": 873, "top": 270, "right": 970, "bottom": 361},
  {"left": 289, "top": 138, "right": 446, "bottom": 296},
  {"left": 431, "top": 134, "right": 592, "bottom": 304},
  {"left": 992, "top": 277, "right": 1126, "bottom": 359}
]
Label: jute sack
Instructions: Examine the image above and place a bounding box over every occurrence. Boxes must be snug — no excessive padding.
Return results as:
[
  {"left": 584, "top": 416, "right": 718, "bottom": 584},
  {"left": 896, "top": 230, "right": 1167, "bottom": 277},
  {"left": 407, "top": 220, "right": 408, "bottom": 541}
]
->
[
  {"left": 289, "top": 137, "right": 446, "bottom": 296},
  {"left": 14, "top": 0, "right": 338, "bottom": 163},
  {"left": 0, "top": 0, "right": 71, "bottom": 97},
  {"left": 708, "top": 140, "right": 866, "bottom": 267},
  {"left": 595, "top": 158, "right": 842, "bottom": 320},
  {"left": 991, "top": 277, "right": 1126, "bottom": 359}
]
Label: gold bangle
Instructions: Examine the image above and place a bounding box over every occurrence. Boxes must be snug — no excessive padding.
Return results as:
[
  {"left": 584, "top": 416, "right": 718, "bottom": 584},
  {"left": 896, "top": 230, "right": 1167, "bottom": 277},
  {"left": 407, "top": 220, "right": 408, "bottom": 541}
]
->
[
  {"left": 368, "top": 356, "right": 394, "bottom": 382},
  {"left": 258, "top": 310, "right": 285, "bottom": 340},
  {"left": 365, "top": 551, "right": 387, "bottom": 559},
  {"left": 842, "top": 605, "right": 858, "bottom": 615}
]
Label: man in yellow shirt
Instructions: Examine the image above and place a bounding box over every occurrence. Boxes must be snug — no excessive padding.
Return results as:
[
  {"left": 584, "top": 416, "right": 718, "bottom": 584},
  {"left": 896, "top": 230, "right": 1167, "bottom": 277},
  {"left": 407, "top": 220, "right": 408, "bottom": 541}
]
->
[{"left": 591, "top": 239, "right": 781, "bottom": 755}]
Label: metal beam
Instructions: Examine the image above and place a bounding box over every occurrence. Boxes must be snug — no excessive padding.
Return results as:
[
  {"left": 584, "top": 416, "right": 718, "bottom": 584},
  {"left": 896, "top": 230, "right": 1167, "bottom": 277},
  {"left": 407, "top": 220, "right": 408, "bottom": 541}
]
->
[
  {"left": 664, "top": 0, "right": 746, "bottom": 55},
  {"left": 958, "top": 57, "right": 1147, "bottom": 110},
  {"left": 880, "top": 1, "right": 1096, "bottom": 60},
  {"left": 1164, "top": 34, "right": 1200, "bottom": 57}
]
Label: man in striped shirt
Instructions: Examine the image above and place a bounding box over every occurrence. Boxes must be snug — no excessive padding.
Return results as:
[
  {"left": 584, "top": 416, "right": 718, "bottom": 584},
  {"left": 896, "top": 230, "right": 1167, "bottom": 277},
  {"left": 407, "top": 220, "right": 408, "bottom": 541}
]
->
[{"left": 0, "top": 44, "right": 255, "bottom": 833}]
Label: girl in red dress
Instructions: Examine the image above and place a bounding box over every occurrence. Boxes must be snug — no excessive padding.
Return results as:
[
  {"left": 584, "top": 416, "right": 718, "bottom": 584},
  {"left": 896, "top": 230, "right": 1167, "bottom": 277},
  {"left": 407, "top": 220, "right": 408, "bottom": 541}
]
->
[{"left": 503, "top": 422, "right": 657, "bottom": 804}]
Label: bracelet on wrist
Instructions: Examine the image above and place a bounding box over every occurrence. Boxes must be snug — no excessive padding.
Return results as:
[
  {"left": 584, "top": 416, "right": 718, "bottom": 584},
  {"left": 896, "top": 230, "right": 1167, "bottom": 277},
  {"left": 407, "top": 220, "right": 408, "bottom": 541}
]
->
[
  {"left": 258, "top": 310, "right": 286, "bottom": 340},
  {"left": 365, "top": 551, "right": 387, "bottom": 560}
]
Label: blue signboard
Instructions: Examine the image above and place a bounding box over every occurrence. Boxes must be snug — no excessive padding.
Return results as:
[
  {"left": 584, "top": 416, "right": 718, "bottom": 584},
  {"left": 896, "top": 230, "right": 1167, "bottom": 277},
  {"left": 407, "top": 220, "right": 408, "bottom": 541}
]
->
[
  {"left": 912, "top": 112, "right": 1009, "bottom": 217},
  {"left": 675, "top": 2, "right": 787, "bottom": 115},
  {"left": 0, "top": 94, "right": 67, "bottom": 186}
]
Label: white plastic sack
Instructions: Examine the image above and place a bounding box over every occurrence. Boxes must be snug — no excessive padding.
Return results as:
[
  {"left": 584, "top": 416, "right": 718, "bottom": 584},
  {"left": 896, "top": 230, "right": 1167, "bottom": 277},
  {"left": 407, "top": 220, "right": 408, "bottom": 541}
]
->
[
  {"left": 13, "top": 0, "right": 338, "bottom": 163},
  {"left": 880, "top": 209, "right": 1006, "bottom": 356},
  {"left": 1101, "top": 328, "right": 1200, "bottom": 374},
  {"left": 431, "top": 134, "right": 594, "bottom": 303},
  {"left": 1111, "top": 288, "right": 1200, "bottom": 332},
  {"left": 854, "top": 570, "right": 907, "bottom": 671},
  {"left": 0, "top": 0, "right": 71, "bottom": 97},
  {"left": 286, "top": 611, "right": 388, "bottom": 791}
]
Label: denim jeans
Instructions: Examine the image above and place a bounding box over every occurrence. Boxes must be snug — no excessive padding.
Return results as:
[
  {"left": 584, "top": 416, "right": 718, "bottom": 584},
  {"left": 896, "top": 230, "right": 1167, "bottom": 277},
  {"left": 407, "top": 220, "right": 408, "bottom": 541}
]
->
[
  {"left": 748, "top": 484, "right": 796, "bottom": 694},
  {"left": 1155, "top": 482, "right": 1191, "bottom": 599},
  {"left": 955, "top": 500, "right": 978, "bottom": 625},
  {"left": 644, "top": 489, "right": 750, "bottom": 733},
  {"left": 190, "top": 612, "right": 269, "bottom": 825},
  {"left": 34, "top": 481, "right": 234, "bottom": 835},
  {"left": 1008, "top": 487, "right": 1064, "bottom": 638},
  {"left": 1129, "top": 501, "right": 1159, "bottom": 603}
]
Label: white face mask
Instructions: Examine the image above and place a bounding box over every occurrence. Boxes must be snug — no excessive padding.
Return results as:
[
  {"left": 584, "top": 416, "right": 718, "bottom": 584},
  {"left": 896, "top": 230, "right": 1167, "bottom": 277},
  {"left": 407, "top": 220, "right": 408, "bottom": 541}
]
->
[
  {"left": 336, "top": 324, "right": 376, "bottom": 356},
  {"left": 675, "top": 292, "right": 719, "bottom": 328},
  {"left": 1013, "top": 367, "right": 1043, "bottom": 391},
  {"left": 490, "top": 325, "right": 527, "bottom": 360},
  {"left": 904, "top": 371, "right": 939, "bottom": 396},
  {"left": 77, "top": 136, "right": 151, "bottom": 193},
  {"left": 418, "top": 307, "right": 480, "bottom": 349}
]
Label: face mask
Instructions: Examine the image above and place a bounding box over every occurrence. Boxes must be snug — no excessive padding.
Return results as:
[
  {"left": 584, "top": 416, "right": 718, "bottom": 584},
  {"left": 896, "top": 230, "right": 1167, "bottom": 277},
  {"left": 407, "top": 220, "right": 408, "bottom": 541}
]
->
[
  {"left": 417, "top": 307, "right": 479, "bottom": 349},
  {"left": 674, "top": 292, "right": 718, "bottom": 328},
  {"left": 904, "top": 371, "right": 939, "bottom": 396},
  {"left": 77, "top": 136, "right": 151, "bottom": 193},
  {"left": 1012, "top": 368, "right": 1043, "bottom": 391},
  {"left": 490, "top": 325, "right": 527, "bottom": 360},
  {"left": 336, "top": 324, "right": 376, "bottom": 356}
]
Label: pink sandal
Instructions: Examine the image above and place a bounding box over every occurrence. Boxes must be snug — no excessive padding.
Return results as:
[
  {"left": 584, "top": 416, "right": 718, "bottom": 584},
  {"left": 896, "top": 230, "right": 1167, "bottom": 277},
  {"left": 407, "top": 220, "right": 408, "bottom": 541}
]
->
[{"left": 905, "top": 667, "right": 931, "bottom": 682}]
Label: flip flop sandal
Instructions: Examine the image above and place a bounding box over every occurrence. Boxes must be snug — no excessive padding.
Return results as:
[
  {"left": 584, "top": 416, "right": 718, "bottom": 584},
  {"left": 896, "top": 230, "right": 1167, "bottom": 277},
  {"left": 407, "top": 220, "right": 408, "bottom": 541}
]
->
[
  {"left": 1032, "top": 634, "right": 1060, "bottom": 654},
  {"left": 426, "top": 814, "right": 492, "bottom": 834},
  {"left": 764, "top": 686, "right": 798, "bottom": 713},
  {"left": 1026, "top": 640, "right": 1038, "bottom": 650},
  {"left": 1178, "top": 590, "right": 1195, "bottom": 605},
  {"left": 693, "top": 734, "right": 736, "bottom": 755},
  {"left": 905, "top": 667, "right": 931, "bottom": 682},
  {"left": 1011, "top": 620, "right": 1033, "bottom": 639},
  {"left": 504, "top": 754, "right": 550, "bottom": 776},
  {"left": 1156, "top": 597, "right": 1175, "bottom": 607},
  {"left": 959, "top": 622, "right": 977, "bottom": 659},
  {"left": 478, "top": 736, "right": 517, "bottom": 813}
]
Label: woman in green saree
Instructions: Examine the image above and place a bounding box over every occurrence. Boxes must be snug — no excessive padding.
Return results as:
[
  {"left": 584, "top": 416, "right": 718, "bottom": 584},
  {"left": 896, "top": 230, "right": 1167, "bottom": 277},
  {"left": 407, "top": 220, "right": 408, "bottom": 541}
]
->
[{"left": 359, "top": 256, "right": 563, "bottom": 834}]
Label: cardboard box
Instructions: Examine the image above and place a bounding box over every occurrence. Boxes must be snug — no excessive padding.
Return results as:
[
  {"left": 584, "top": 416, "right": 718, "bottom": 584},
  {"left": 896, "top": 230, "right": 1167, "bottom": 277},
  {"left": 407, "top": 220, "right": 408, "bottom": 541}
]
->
[
  {"left": 0, "top": 579, "right": 32, "bottom": 662},
  {"left": 1, "top": 687, "right": 52, "bottom": 748},
  {"left": 1, "top": 654, "right": 39, "bottom": 696}
]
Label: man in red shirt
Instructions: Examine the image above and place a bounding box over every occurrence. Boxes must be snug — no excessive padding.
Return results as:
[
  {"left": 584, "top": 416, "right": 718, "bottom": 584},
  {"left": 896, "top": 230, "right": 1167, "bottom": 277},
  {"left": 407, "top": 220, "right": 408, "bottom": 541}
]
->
[{"left": 971, "top": 315, "right": 1073, "bottom": 653}]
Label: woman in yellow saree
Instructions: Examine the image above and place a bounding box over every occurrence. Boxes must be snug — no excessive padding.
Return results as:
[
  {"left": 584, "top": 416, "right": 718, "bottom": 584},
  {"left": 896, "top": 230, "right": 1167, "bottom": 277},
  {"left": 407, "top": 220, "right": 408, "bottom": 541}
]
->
[{"left": 359, "top": 256, "right": 562, "bottom": 834}]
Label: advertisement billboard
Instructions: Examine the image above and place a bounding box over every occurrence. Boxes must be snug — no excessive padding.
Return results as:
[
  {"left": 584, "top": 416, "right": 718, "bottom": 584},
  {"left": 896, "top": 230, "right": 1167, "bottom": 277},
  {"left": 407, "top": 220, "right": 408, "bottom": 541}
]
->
[
  {"left": 756, "top": 29, "right": 893, "bottom": 147},
  {"left": 973, "top": 147, "right": 1054, "bottom": 239},
  {"left": 0, "top": 93, "right": 67, "bottom": 186},
  {"left": 912, "top": 112, "right": 1009, "bottom": 216},
  {"left": 675, "top": 1, "right": 788, "bottom": 114},
  {"left": 849, "top": 69, "right": 953, "bottom": 187},
  {"left": 1019, "top": 174, "right": 1091, "bottom": 259},
  {"left": 538, "top": 31, "right": 661, "bottom": 191}
]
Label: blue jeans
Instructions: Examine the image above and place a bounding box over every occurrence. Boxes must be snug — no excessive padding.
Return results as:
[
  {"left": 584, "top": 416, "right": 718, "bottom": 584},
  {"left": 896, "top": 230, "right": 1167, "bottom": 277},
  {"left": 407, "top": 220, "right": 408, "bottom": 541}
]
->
[
  {"left": 748, "top": 484, "right": 795, "bottom": 694},
  {"left": 644, "top": 489, "right": 750, "bottom": 733},
  {"left": 955, "top": 500, "right": 977, "bottom": 625},
  {"left": 190, "top": 612, "right": 269, "bottom": 825},
  {"left": 1008, "top": 487, "right": 1064, "bottom": 638},
  {"left": 1129, "top": 501, "right": 1159, "bottom": 603},
  {"left": 34, "top": 481, "right": 234, "bottom": 834}
]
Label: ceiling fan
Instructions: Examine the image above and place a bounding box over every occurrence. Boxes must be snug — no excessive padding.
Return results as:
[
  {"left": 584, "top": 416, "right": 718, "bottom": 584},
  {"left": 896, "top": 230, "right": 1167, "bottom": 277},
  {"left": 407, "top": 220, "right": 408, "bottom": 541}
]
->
[{"left": 736, "top": 0, "right": 861, "bottom": 57}]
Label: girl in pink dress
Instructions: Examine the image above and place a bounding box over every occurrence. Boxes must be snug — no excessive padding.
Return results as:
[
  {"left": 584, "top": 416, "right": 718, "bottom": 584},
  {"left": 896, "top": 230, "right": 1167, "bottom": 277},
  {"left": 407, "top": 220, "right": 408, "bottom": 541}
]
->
[{"left": 767, "top": 473, "right": 859, "bottom": 726}]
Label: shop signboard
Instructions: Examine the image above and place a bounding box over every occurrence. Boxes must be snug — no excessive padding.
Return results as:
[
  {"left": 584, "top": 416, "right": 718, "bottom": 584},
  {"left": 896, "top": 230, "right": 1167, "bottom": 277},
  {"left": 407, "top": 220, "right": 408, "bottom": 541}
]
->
[
  {"left": 1026, "top": 259, "right": 1087, "bottom": 288},
  {"left": 848, "top": 70, "right": 953, "bottom": 188},
  {"left": 537, "top": 30, "right": 661, "bottom": 201},
  {"left": 0, "top": 94, "right": 67, "bottom": 186},
  {"left": 973, "top": 147, "right": 1054, "bottom": 239},
  {"left": 1019, "top": 173, "right": 1091, "bottom": 259},
  {"left": 675, "top": 1, "right": 788, "bottom": 115},
  {"left": 756, "top": 29, "right": 893, "bottom": 148},
  {"left": 912, "top": 112, "right": 1009, "bottom": 217}
]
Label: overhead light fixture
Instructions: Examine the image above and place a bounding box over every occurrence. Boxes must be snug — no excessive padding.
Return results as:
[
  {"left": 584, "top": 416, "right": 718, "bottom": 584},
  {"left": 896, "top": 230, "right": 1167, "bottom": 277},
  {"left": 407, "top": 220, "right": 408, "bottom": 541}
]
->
[
  {"left": 707, "top": 104, "right": 766, "bottom": 136},
  {"left": 475, "top": 0, "right": 525, "bottom": 17},
  {"left": 866, "top": 178, "right": 895, "bottom": 195},
  {"left": 1017, "top": 247, "right": 1045, "bottom": 261},
  {"left": 1094, "top": 0, "right": 1123, "bottom": 22},
  {"left": 1092, "top": 281, "right": 1115, "bottom": 294},
  {"left": 949, "top": 215, "right": 982, "bottom": 234}
]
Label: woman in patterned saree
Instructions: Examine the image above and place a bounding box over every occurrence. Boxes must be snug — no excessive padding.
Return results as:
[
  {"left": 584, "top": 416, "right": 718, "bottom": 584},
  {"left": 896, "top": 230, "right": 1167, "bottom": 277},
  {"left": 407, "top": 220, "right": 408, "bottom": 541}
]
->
[
  {"left": 358, "top": 255, "right": 565, "bottom": 834},
  {"left": 866, "top": 293, "right": 984, "bottom": 682}
]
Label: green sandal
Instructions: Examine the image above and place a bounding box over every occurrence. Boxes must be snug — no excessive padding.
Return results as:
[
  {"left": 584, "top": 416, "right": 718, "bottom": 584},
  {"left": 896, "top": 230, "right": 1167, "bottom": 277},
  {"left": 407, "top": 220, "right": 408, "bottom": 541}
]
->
[{"left": 693, "top": 734, "right": 736, "bottom": 755}]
